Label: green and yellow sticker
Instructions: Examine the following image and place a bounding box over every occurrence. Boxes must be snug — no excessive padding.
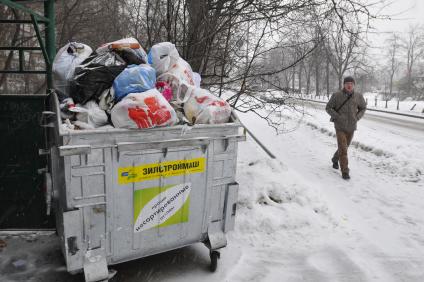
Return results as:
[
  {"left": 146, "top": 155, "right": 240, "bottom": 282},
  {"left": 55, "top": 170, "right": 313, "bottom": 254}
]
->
[
  {"left": 118, "top": 157, "right": 206, "bottom": 184},
  {"left": 133, "top": 183, "right": 191, "bottom": 232}
]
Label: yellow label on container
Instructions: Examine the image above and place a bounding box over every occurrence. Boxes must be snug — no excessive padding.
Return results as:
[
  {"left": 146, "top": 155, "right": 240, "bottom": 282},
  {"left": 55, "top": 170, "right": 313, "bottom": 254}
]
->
[{"left": 118, "top": 157, "right": 206, "bottom": 184}]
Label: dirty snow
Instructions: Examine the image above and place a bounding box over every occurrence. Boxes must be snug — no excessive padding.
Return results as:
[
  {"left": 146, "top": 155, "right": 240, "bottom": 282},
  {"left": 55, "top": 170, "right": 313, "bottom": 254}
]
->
[{"left": 1, "top": 99, "right": 424, "bottom": 282}]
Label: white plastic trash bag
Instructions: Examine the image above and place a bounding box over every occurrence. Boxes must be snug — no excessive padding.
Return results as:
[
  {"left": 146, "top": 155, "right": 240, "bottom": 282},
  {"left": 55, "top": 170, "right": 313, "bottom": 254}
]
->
[
  {"left": 147, "top": 42, "right": 180, "bottom": 74},
  {"left": 183, "top": 87, "right": 232, "bottom": 124},
  {"left": 98, "top": 87, "right": 116, "bottom": 114},
  {"left": 53, "top": 42, "right": 92, "bottom": 98},
  {"left": 111, "top": 89, "right": 178, "bottom": 129},
  {"left": 193, "top": 72, "right": 201, "bottom": 88},
  {"left": 168, "top": 58, "right": 195, "bottom": 86},
  {"left": 69, "top": 101, "right": 108, "bottom": 129},
  {"left": 59, "top": 97, "right": 76, "bottom": 119},
  {"left": 156, "top": 58, "right": 196, "bottom": 101}
]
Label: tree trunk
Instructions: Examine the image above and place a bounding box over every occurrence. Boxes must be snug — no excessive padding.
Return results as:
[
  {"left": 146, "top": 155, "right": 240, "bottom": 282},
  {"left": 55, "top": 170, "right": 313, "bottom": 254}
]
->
[
  {"left": 298, "top": 63, "right": 302, "bottom": 94},
  {"left": 338, "top": 71, "right": 343, "bottom": 90},
  {"left": 315, "top": 59, "right": 320, "bottom": 97},
  {"left": 406, "top": 68, "right": 412, "bottom": 97},
  {"left": 146, "top": 0, "right": 152, "bottom": 47},
  {"left": 326, "top": 55, "right": 330, "bottom": 97},
  {"left": 186, "top": 0, "right": 208, "bottom": 72},
  {"left": 389, "top": 73, "right": 394, "bottom": 97},
  {"left": 166, "top": 0, "right": 172, "bottom": 41},
  {"left": 218, "top": 23, "right": 232, "bottom": 97},
  {"left": 306, "top": 67, "right": 311, "bottom": 95}
]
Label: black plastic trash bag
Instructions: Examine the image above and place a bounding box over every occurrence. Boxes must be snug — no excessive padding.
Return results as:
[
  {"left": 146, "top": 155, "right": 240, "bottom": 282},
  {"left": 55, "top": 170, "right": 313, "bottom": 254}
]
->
[
  {"left": 114, "top": 47, "right": 145, "bottom": 65},
  {"left": 96, "top": 37, "right": 148, "bottom": 64},
  {"left": 71, "top": 51, "right": 127, "bottom": 104}
]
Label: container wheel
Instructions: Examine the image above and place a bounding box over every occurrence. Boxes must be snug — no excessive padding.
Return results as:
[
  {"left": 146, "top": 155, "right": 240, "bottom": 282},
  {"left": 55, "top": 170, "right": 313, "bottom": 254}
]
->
[{"left": 209, "top": 250, "right": 220, "bottom": 272}]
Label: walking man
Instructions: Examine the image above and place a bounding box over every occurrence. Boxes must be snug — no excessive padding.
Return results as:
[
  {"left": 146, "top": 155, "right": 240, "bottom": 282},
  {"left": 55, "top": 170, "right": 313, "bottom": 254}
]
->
[{"left": 326, "top": 76, "right": 367, "bottom": 180}]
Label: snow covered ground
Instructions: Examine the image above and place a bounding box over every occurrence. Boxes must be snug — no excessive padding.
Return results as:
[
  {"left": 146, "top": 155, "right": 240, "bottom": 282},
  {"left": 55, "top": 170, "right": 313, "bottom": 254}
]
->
[
  {"left": 362, "top": 93, "right": 424, "bottom": 115},
  {"left": 1, "top": 101, "right": 423, "bottom": 282}
]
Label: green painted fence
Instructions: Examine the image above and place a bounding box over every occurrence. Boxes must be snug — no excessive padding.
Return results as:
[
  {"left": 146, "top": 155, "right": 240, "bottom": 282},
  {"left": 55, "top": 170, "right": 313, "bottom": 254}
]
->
[{"left": 0, "top": 94, "right": 54, "bottom": 229}]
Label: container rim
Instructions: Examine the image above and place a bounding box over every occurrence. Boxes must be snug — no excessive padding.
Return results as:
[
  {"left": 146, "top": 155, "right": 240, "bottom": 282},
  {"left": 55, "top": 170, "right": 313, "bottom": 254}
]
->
[{"left": 51, "top": 92, "right": 243, "bottom": 137}]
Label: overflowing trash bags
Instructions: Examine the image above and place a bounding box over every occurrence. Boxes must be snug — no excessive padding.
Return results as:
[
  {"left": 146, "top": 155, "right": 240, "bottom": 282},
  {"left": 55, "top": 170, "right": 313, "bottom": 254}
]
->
[{"left": 52, "top": 39, "right": 232, "bottom": 131}]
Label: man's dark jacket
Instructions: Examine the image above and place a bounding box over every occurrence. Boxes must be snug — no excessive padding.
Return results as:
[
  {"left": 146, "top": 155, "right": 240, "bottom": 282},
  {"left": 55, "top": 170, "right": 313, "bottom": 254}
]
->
[{"left": 326, "top": 90, "right": 367, "bottom": 132}]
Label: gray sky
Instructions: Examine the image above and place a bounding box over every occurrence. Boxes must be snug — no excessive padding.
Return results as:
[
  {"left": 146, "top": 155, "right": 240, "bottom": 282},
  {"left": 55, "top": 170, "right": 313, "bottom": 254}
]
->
[
  {"left": 371, "top": 0, "right": 423, "bottom": 34},
  {"left": 368, "top": 0, "right": 424, "bottom": 63}
]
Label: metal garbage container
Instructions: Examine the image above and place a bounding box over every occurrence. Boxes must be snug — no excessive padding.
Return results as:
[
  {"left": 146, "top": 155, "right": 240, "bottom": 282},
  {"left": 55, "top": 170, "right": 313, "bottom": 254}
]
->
[{"left": 42, "top": 92, "right": 245, "bottom": 281}]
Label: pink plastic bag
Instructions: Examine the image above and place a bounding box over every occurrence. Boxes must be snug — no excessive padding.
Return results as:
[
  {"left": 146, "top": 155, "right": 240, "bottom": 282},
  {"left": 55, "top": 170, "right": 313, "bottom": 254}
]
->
[{"left": 155, "top": 81, "right": 173, "bottom": 101}]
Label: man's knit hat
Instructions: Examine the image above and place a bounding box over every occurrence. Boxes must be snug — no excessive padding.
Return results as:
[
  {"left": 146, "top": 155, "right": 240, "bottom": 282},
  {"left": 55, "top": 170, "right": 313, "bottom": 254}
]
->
[{"left": 343, "top": 76, "right": 355, "bottom": 84}]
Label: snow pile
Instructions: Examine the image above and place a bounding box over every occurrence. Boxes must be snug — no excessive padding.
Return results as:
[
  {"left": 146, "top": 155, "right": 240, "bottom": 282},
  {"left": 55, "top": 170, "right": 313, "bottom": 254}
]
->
[{"left": 236, "top": 150, "right": 333, "bottom": 235}]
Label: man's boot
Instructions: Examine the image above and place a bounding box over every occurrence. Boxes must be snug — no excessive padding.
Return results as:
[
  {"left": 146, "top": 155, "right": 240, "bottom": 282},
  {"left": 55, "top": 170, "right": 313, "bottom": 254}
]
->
[
  {"left": 332, "top": 157, "right": 339, "bottom": 169},
  {"left": 342, "top": 172, "right": 350, "bottom": 180}
]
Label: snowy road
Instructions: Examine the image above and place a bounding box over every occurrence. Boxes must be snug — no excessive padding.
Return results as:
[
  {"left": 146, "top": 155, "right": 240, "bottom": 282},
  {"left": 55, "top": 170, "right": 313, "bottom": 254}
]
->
[
  {"left": 308, "top": 101, "right": 424, "bottom": 133},
  {"left": 1, "top": 102, "right": 423, "bottom": 282}
]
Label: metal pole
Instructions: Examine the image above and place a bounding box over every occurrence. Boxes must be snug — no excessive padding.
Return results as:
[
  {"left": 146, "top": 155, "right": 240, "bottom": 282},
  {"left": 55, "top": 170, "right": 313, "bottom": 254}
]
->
[
  {"left": 238, "top": 121, "right": 276, "bottom": 159},
  {"left": 44, "top": 0, "right": 55, "bottom": 91},
  {"left": 397, "top": 92, "right": 400, "bottom": 110},
  {"left": 244, "top": 126, "right": 276, "bottom": 159}
]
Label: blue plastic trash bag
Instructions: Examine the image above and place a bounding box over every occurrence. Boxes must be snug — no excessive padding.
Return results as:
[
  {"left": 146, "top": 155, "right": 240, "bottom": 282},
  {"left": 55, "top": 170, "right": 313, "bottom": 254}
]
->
[{"left": 113, "top": 64, "right": 156, "bottom": 101}]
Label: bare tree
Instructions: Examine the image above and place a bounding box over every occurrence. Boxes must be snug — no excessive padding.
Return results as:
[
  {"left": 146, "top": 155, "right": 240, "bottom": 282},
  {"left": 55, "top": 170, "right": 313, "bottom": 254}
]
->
[
  {"left": 385, "top": 33, "right": 401, "bottom": 108},
  {"left": 324, "top": 22, "right": 362, "bottom": 90},
  {"left": 314, "top": 32, "right": 323, "bottom": 97},
  {"left": 402, "top": 24, "right": 424, "bottom": 99}
]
